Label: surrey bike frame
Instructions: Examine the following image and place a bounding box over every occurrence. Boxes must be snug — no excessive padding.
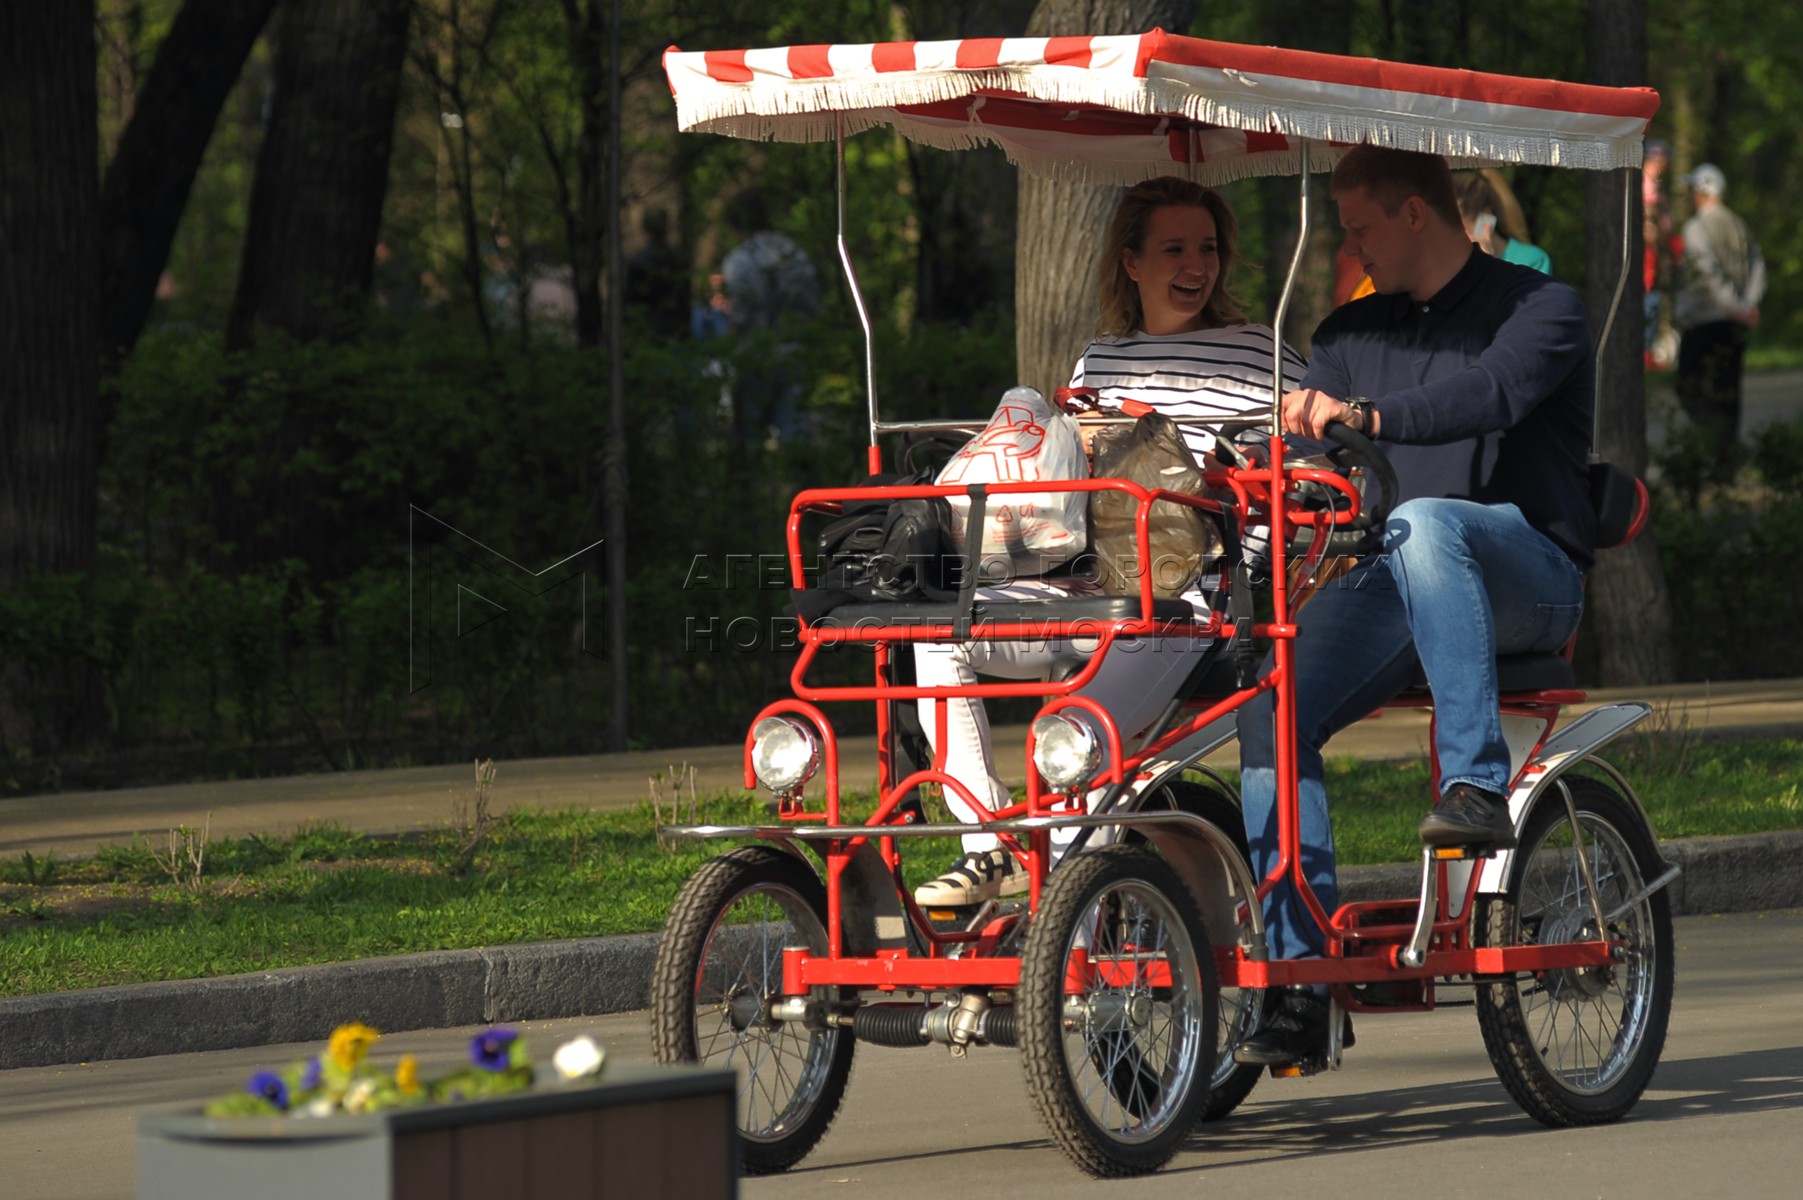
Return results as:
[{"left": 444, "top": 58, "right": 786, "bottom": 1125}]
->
[{"left": 666, "top": 125, "right": 1674, "bottom": 1011}]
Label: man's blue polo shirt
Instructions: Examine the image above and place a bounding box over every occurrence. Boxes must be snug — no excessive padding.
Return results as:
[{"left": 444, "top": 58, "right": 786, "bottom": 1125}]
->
[{"left": 1303, "top": 245, "right": 1597, "bottom": 568}]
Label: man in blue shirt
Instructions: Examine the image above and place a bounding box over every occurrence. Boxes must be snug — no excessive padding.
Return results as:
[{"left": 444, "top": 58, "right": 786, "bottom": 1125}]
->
[{"left": 1234, "top": 147, "right": 1595, "bottom": 1068}]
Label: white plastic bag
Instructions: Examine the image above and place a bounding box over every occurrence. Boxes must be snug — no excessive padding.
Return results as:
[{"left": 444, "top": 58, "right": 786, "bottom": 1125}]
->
[{"left": 936, "top": 386, "right": 1088, "bottom": 581}]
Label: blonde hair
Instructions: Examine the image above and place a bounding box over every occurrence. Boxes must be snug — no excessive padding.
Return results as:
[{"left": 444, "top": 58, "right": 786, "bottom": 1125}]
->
[
  {"left": 1095, "top": 177, "right": 1245, "bottom": 337},
  {"left": 1453, "top": 169, "right": 1534, "bottom": 245}
]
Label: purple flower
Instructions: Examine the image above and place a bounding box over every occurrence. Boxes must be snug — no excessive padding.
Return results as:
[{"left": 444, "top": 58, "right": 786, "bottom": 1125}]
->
[
  {"left": 299, "top": 1057, "right": 322, "bottom": 1092},
  {"left": 470, "top": 1027, "right": 519, "bottom": 1072},
  {"left": 246, "top": 1071, "right": 290, "bottom": 1111}
]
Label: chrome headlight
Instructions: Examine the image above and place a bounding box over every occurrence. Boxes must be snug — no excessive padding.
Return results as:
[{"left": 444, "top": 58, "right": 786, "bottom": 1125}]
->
[
  {"left": 750, "top": 716, "right": 821, "bottom": 794},
  {"left": 1031, "top": 714, "right": 1101, "bottom": 791}
]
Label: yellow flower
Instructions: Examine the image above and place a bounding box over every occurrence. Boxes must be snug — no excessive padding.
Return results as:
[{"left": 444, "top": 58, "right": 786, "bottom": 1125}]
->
[
  {"left": 396, "top": 1055, "right": 422, "bottom": 1095},
  {"left": 328, "top": 1022, "right": 381, "bottom": 1072}
]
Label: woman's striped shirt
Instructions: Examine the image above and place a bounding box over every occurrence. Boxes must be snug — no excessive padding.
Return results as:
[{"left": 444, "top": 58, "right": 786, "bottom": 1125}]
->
[{"left": 1068, "top": 323, "right": 1308, "bottom": 459}]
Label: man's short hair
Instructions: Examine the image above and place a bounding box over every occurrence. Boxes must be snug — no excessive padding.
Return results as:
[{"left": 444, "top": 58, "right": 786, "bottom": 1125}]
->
[{"left": 1331, "top": 146, "right": 1463, "bottom": 229}]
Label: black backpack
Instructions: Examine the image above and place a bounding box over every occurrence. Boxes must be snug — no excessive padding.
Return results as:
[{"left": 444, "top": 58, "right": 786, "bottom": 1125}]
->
[{"left": 789, "top": 468, "right": 966, "bottom": 623}]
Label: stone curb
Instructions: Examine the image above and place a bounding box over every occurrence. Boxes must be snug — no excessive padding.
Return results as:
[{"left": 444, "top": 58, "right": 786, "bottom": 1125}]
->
[{"left": 4, "top": 831, "right": 1800, "bottom": 1071}]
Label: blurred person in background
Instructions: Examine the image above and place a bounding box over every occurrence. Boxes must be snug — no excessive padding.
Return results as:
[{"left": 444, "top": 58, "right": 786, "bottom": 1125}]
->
[
  {"left": 1642, "top": 139, "right": 1681, "bottom": 368},
  {"left": 1453, "top": 169, "right": 1552, "bottom": 275},
  {"left": 1674, "top": 163, "right": 1766, "bottom": 479}
]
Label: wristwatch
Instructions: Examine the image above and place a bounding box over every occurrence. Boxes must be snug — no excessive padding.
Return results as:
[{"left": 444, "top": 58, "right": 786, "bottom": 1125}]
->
[{"left": 1343, "top": 397, "right": 1375, "bottom": 433}]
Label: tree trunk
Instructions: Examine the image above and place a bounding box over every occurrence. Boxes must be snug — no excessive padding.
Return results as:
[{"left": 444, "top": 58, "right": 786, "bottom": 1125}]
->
[
  {"left": 100, "top": 0, "right": 280, "bottom": 366},
  {"left": 0, "top": 2, "right": 104, "bottom": 755},
  {"left": 1256, "top": 1, "right": 1355, "bottom": 352},
  {"left": 1584, "top": 0, "right": 1674, "bottom": 685},
  {"left": 225, "top": 0, "right": 412, "bottom": 350},
  {"left": 565, "top": 0, "right": 607, "bottom": 350},
  {"left": 1015, "top": 0, "right": 1197, "bottom": 397}
]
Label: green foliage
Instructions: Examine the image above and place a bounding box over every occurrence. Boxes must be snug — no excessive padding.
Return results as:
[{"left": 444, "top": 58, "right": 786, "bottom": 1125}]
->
[
  {"left": 0, "top": 852, "right": 58, "bottom": 887},
  {"left": 0, "top": 310, "right": 1010, "bottom": 788},
  {"left": 52, "top": 0, "right": 1801, "bottom": 790},
  {"left": 1648, "top": 0, "right": 1803, "bottom": 348},
  {"left": 1650, "top": 417, "right": 1803, "bottom": 680}
]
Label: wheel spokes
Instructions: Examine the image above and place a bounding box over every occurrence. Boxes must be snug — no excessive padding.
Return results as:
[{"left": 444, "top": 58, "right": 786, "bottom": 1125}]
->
[
  {"left": 1512, "top": 814, "right": 1656, "bottom": 1093},
  {"left": 694, "top": 885, "right": 840, "bottom": 1140},
  {"left": 1063, "top": 884, "right": 1201, "bottom": 1140}
]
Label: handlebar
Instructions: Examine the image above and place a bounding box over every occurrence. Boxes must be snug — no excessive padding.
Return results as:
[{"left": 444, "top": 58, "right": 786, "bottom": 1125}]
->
[{"left": 1319, "top": 422, "right": 1398, "bottom": 555}]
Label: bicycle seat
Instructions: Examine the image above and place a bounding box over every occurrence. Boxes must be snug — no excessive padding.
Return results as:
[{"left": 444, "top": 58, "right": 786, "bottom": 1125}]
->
[{"left": 1404, "top": 652, "right": 1576, "bottom": 695}]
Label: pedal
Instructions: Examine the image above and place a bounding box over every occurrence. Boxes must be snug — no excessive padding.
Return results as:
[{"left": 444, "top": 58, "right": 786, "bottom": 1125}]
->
[
  {"left": 925, "top": 898, "right": 1017, "bottom": 934},
  {"left": 1428, "top": 843, "right": 1499, "bottom": 862},
  {"left": 1269, "top": 1055, "right": 1330, "bottom": 1079}
]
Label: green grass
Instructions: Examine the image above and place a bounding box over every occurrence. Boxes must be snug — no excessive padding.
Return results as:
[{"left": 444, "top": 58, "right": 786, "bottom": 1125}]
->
[
  {"left": 1746, "top": 347, "right": 1803, "bottom": 371},
  {"left": 1, "top": 734, "right": 1798, "bottom": 999}
]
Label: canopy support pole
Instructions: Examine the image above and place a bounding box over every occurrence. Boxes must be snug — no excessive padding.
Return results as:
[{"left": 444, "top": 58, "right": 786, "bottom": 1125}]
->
[
  {"left": 1270, "top": 140, "right": 1313, "bottom": 430},
  {"left": 835, "top": 116, "right": 880, "bottom": 467},
  {"left": 1593, "top": 168, "right": 1634, "bottom": 452}
]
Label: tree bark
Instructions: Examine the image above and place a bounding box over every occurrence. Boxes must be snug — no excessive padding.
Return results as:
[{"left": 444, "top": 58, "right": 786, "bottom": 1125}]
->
[
  {"left": 563, "top": 0, "right": 607, "bottom": 349},
  {"left": 1256, "top": 1, "right": 1354, "bottom": 351},
  {"left": 1584, "top": 0, "right": 1675, "bottom": 685},
  {"left": 100, "top": 0, "right": 280, "bottom": 366},
  {"left": 0, "top": 2, "right": 104, "bottom": 753},
  {"left": 1015, "top": 0, "right": 1197, "bottom": 397},
  {"left": 226, "top": 0, "right": 413, "bottom": 351}
]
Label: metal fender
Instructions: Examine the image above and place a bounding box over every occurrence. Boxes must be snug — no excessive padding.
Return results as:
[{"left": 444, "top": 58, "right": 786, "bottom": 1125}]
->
[
  {"left": 801, "top": 840, "right": 913, "bottom": 955},
  {"left": 1137, "top": 814, "right": 1268, "bottom": 960},
  {"left": 1474, "top": 702, "right": 1656, "bottom": 893},
  {"left": 1127, "top": 750, "right": 1269, "bottom": 962}
]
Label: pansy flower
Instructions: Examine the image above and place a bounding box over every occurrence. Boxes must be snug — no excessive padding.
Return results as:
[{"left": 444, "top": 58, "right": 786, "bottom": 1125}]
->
[
  {"left": 396, "top": 1055, "right": 422, "bottom": 1096},
  {"left": 299, "top": 1056, "right": 322, "bottom": 1092},
  {"left": 328, "top": 1022, "right": 381, "bottom": 1072},
  {"left": 470, "top": 1027, "right": 520, "bottom": 1072},
  {"left": 246, "top": 1071, "right": 290, "bottom": 1111}
]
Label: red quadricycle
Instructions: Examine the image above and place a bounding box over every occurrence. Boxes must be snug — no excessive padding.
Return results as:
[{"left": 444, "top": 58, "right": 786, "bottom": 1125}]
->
[{"left": 651, "top": 30, "right": 1675, "bottom": 1178}]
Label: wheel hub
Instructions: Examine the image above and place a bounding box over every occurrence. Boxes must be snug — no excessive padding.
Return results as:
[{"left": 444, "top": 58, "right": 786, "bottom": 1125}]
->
[
  {"left": 1066, "top": 989, "right": 1154, "bottom": 1030},
  {"left": 726, "top": 988, "right": 770, "bottom": 1032},
  {"left": 1539, "top": 907, "right": 1612, "bottom": 1000}
]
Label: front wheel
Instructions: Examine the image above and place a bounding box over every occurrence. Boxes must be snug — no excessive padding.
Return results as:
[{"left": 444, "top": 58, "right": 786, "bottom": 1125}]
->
[
  {"left": 1474, "top": 776, "right": 1674, "bottom": 1126},
  {"left": 1018, "top": 845, "right": 1217, "bottom": 1177},
  {"left": 650, "top": 846, "right": 854, "bottom": 1174}
]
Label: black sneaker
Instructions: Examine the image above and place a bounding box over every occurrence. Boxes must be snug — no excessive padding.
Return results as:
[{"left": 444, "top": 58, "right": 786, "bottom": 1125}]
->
[
  {"left": 1232, "top": 988, "right": 1354, "bottom": 1067},
  {"left": 1418, "top": 783, "right": 1517, "bottom": 847}
]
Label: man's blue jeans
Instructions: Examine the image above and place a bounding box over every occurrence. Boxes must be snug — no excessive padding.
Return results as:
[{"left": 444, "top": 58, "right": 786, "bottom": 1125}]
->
[{"left": 1236, "top": 498, "right": 1585, "bottom": 960}]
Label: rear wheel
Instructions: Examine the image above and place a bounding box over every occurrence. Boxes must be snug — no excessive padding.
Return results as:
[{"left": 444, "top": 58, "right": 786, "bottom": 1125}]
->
[
  {"left": 650, "top": 846, "right": 854, "bottom": 1174},
  {"left": 1474, "top": 776, "right": 1673, "bottom": 1126},
  {"left": 1018, "top": 845, "right": 1216, "bottom": 1177}
]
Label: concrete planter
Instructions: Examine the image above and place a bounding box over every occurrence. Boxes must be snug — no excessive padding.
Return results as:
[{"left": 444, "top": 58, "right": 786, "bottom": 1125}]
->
[{"left": 138, "top": 1064, "right": 737, "bottom": 1200}]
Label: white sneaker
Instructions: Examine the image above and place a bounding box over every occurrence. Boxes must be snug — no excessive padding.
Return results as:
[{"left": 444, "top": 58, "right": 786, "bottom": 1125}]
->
[{"left": 913, "top": 849, "right": 1028, "bottom": 907}]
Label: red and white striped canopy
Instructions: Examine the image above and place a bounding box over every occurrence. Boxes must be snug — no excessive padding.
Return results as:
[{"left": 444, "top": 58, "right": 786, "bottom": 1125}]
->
[{"left": 664, "top": 30, "right": 1659, "bottom": 184}]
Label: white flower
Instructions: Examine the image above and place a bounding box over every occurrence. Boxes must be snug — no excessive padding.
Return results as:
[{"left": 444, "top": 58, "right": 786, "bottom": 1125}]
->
[
  {"left": 552, "top": 1036, "right": 605, "bottom": 1081},
  {"left": 342, "top": 1078, "right": 379, "bottom": 1113},
  {"left": 298, "top": 1096, "right": 337, "bottom": 1119}
]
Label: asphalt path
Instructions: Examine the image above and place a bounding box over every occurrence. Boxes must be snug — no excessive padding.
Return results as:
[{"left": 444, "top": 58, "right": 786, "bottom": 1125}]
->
[{"left": 4, "top": 909, "right": 1797, "bottom": 1200}]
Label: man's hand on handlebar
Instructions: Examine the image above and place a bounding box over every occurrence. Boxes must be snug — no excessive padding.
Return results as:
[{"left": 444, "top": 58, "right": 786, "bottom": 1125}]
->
[{"left": 1281, "top": 388, "right": 1380, "bottom": 441}]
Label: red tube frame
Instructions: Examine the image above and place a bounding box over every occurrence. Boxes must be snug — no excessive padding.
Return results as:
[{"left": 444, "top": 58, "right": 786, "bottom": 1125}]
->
[{"left": 735, "top": 447, "right": 1613, "bottom": 1000}]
